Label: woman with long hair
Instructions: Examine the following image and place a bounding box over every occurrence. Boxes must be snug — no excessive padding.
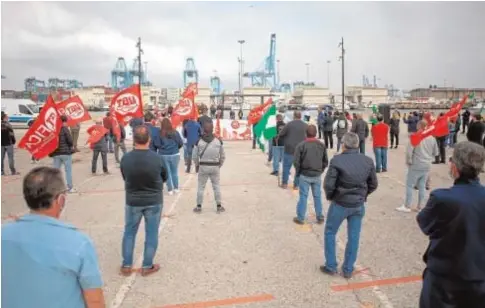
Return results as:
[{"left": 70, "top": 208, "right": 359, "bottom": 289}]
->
[{"left": 155, "top": 118, "right": 183, "bottom": 195}]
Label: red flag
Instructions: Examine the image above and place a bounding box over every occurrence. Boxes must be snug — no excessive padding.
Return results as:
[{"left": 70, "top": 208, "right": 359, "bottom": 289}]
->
[
  {"left": 171, "top": 83, "right": 199, "bottom": 128},
  {"left": 111, "top": 117, "right": 121, "bottom": 142},
  {"left": 86, "top": 125, "right": 109, "bottom": 149},
  {"left": 214, "top": 118, "right": 221, "bottom": 138},
  {"left": 110, "top": 84, "right": 143, "bottom": 124},
  {"left": 56, "top": 96, "right": 91, "bottom": 126},
  {"left": 247, "top": 98, "right": 273, "bottom": 125},
  {"left": 444, "top": 95, "right": 467, "bottom": 119},
  {"left": 18, "top": 96, "right": 62, "bottom": 159},
  {"left": 410, "top": 116, "right": 448, "bottom": 147}
]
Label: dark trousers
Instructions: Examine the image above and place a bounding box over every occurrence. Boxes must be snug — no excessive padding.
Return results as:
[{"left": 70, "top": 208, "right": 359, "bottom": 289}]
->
[
  {"left": 185, "top": 144, "right": 194, "bottom": 172},
  {"left": 435, "top": 136, "right": 446, "bottom": 163},
  {"left": 452, "top": 130, "right": 458, "bottom": 144},
  {"left": 318, "top": 125, "right": 324, "bottom": 139},
  {"left": 462, "top": 121, "right": 469, "bottom": 134},
  {"left": 420, "top": 270, "right": 485, "bottom": 308},
  {"left": 324, "top": 131, "right": 333, "bottom": 149},
  {"left": 92, "top": 150, "right": 108, "bottom": 173},
  {"left": 390, "top": 132, "right": 399, "bottom": 147},
  {"left": 359, "top": 139, "right": 366, "bottom": 154}
]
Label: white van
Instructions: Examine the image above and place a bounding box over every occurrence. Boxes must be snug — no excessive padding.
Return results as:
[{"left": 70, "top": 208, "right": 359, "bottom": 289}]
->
[{"left": 1, "top": 98, "right": 40, "bottom": 128}]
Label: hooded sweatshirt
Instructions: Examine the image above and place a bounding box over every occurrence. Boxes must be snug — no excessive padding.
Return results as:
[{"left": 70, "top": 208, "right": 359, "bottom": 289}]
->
[{"left": 192, "top": 133, "right": 225, "bottom": 167}]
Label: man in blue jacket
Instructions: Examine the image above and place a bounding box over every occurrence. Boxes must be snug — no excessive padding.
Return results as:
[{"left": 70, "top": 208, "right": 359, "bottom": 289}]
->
[
  {"left": 417, "top": 141, "right": 485, "bottom": 308},
  {"left": 183, "top": 119, "right": 201, "bottom": 173}
]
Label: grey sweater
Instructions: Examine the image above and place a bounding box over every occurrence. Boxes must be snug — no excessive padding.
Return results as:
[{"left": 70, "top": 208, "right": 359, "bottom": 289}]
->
[
  {"left": 278, "top": 119, "right": 308, "bottom": 155},
  {"left": 406, "top": 136, "right": 439, "bottom": 171},
  {"left": 192, "top": 134, "right": 226, "bottom": 167}
]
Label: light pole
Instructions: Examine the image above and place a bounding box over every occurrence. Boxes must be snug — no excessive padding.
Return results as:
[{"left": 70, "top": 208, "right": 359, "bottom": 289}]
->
[
  {"left": 305, "top": 63, "right": 310, "bottom": 83},
  {"left": 238, "top": 40, "right": 245, "bottom": 99},
  {"left": 326, "top": 60, "right": 331, "bottom": 89},
  {"left": 338, "top": 37, "right": 345, "bottom": 112},
  {"left": 277, "top": 59, "right": 281, "bottom": 85}
]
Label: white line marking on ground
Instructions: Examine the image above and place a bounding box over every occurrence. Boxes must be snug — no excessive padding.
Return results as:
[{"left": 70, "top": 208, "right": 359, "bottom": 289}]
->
[{"left": 110, "top": 174, "right": 194, "bottom": 308}]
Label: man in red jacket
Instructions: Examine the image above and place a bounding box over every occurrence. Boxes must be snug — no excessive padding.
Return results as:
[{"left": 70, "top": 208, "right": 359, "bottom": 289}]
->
[
  {"left": 371, "top": 114, "right": 389, "bottom": 172},
  {"left": 432, "top": 113, "right": 449, "bottom": 164}
]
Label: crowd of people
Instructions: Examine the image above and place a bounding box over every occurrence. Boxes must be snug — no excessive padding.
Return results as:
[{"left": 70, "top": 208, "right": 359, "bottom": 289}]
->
[{"left": 1, "top": 104, "right": 485, "bottom": 307}]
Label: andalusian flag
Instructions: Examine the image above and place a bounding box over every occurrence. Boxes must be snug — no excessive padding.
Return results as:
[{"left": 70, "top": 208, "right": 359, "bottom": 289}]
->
[
  {"left": 253, "top": 104, "right": 277, "bottom": 152},
  {"left": 369, "top": 105, "right": 378, "bottom": 124}
]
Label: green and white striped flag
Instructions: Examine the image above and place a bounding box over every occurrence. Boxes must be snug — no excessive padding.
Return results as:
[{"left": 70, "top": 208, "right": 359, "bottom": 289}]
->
[{"left": 253, "top": 104, "right": 277, "bottom": 152}]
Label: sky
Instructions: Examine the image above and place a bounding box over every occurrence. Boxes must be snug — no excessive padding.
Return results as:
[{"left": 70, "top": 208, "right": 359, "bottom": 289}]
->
[{"left": 1, "top": 1, "right": 485, "bottom": 92}]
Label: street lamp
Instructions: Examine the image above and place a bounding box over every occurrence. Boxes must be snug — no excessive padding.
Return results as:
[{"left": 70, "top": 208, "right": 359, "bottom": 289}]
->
[
  {"left": 326, "top": 60, "right": 331, "bottom": 89},
  {"left": 305, "top": 63, "right": 310, "bottom": 83},
  {"left": 238, "top": 40, "right": 245, "bottom": 97}
]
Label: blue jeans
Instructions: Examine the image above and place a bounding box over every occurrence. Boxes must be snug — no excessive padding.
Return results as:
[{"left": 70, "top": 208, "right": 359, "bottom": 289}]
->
[
  {"left": 405, "top": 168, "right": 428, "bottom": 208},
  {"left": 53, "top": 155, "right": 73, "bottom": 189},
  {"left": 161, "top": 154, "right": 180, "bottom": 191},
  {"left": 373, "top": 147, "right": 388, "bottom": 171},
  {"left": 272, "top": 146, "right": 284, "bottom": 173},
  {"left": 297, "top": 175, "right": 323, "bottom": 221},
  {"left": 324, "top": 202, "right": 365, "bottom": 275},
  {"left": 183, "top": 144, "right": 189, "bottom": 160},
  {"left": 122, "top": 204, "right": 162, "bottom": 268},
  {"left": 108, "top": 135, "right": 114, "bottom": 152},
  {"left": 282, "top": 152, "right": 299, "bottom": 186}
]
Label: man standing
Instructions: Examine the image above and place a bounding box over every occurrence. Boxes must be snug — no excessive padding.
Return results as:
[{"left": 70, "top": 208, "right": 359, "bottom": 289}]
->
[
  {"left": 418, "top": 141, "right": 485, "bottom": 308},
  {"left": 120, "top": 125, "right": 167, "bottom": 277},
  {"left": 397, "top": 120, "right": 439, "bottom": 213},
  {"left": 317, "top": 107, "right": 325, "bottom": 139},
  {"left": 270, "top": 114, "right": 286, "bottom": 176},
  {"left": 335, "top": 112, "right": 349, "bottom": 152},
  {"left": 351, "top": 113, "right": 369, "bottom": 154},
  {"left": 198, "top": 106, "right": 212, "bottom": 127},
  {"left": 183, "top": 118, "right": 202, "bottom": 173},
  {"left": 322, "top": 111, "right": 334, "bottom": 149},
  {"left": 1, "top": 112, "right": 19, "bottom": 176},
  {"left": 102, "top": 112, "right": 114, "bottom": 153},
  {"left": 432, "top": 113, "right": 449, "bottom": 165},
  {"left": 467, "top": 114, "right": 485, "bottom": 146},
  {"left": 50, "top": 115, "right": 76, "bottom": 193},
  {"left": 462, "top": 108, "right": 471, "bottom": 134},
  {"left": 89, "top": 119, "right": 109, "bottom": 175},
  {"left": 2, "top": 166, "right": 105, "bottom": 307},
  {"left": 371, "top": 115, "right": 390, "bottom": 172},
  {"left": 192, "top": 121, "right": 226, "bottom": 213},
  {"left": 70, "top": 123, "right": 81, "bottom": 153},
  {"left": 278, "top": 111, "right": 308, "bottom": 190},
  {"left": 293, "top": 125, "right": 328, "bottom": 225},
  {"left": 322, "top": 132, "right": 378, "bottom": 278}
]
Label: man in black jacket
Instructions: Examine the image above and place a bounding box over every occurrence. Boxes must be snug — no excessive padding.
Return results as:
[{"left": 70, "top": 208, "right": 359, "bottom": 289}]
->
[
  {"left": 417, "top": 141, "right": 485, "bottom": 308},
  {"left": 1, "top": 112, "right": 19, "bottom": 176},
  {"left": 50, "top": 115, "right": 76, "bottom": 193},
  {"left": 322, "top": 111, "right": 334, "bottom": 149},
  {"left": 270, "top": 114, "right": 285, "bottom": 176},
  {"left": 350, "top": 113, "right": 369, "bottom": 154},
  {"left": 293, "top": 125, "right": 328, "bottom": 224},
  {"left": 321, "top": 132, "right": 378, "bottom": 278},
  {"left": 466, "top": 114, "right": 484, "bottom": 147},
  {"left": 278, "top": 111, "right": 308, "bottom": 189},
  {"left": 462, "top": 109, "right": 471, "bottom": 134}
]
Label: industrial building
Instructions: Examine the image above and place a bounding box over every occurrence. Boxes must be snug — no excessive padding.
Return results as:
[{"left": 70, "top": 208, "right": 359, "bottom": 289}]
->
[
  {"left": 293, "top": 86, "right": 330, "bottom": 105},
  {"left": 409, "top": 87, "right": 485, "bottom": 102},
  {"left": 346, "top": 86, "right": 389, "bottom": 105}
]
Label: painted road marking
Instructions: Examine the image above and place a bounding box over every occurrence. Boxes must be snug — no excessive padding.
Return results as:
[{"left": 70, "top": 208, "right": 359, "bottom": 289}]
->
[
  {"left": 157, "top": 293, "right": 275, "bottom": 308},
  {"left": 110, "top": 174, "right": 194, "bottom": 308},
  {"left": 331, "top": 275, "right": 422, "bottom": 292}
]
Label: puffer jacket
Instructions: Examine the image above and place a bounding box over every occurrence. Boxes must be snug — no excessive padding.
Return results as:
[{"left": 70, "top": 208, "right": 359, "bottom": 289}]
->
[{"left": 50, "top": 126, "right": 73, "bottom": 156}]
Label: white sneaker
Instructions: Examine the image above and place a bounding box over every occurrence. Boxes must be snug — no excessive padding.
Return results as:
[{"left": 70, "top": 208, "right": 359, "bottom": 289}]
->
[
  {"left": 168, "top": 191, "right": 174, "bottom": 196},
  {"left": 396, "top": 205, "right": 411, "bottom": 213},
  {"left": 68, "top": 188, "right": 78, "bottom": 194},
  {"left": 174, "top": 189, "right": 180, "bottom": 194}
]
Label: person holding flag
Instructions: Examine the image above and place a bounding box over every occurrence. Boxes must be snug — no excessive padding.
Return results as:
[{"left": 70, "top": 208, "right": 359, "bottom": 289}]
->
[
  {"left": 49, "top": 115, "right": 76, "bottom": 193},
  {"left": 87, "top": 119, "right": 110, "bottom": 175}
]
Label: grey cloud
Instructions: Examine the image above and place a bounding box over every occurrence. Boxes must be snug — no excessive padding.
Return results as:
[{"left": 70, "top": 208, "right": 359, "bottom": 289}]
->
[{"left": 2, "top": 2, "right": 485, "bottom": 92}]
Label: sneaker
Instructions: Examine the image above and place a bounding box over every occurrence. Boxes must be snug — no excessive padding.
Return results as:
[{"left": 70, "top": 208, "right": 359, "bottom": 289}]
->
[
  {"left": 280, "top": 184, "right": 288, "bottom": 189},
  {"left": 382, "top": 169, "right": 387, "bottom": 172},
  {"left": 396, "top": 205, "right": 411, "bottom": 213},
  {"left": 342, "top": 271, "right": 353, "bottom": 279},
  {"left": 68, "top": 188, "right": 78, "bottom": 194},
  {"left": 168, "top": 191, "right": 174, "bottom": 196},
  {"left": 292, "top": 185, "right": 298, "bottom": 191},
  {"left": 174, "top": 189, "right": 180, "bottom": 194},
  {"left": 320, "top": 266, "right": 336, "bottom": 276},
  {"left": 270, "top": 171, "right": 278, "bottom": 176},
  {"left": 216, "top": 205, "right": 225, "bottom": 213},
  {"left": 193, "top": 205, "right": 202, "bottom": 213},
  {"left": 316, "top": 216, "right": 325, "bottom": 224},
  {"left": 293, "top": 217, "right": 304, "bottom": 225}
]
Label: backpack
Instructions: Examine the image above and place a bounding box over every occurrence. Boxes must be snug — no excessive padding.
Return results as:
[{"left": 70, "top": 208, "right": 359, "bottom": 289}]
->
[{"left": 338, "top": 119, "right": 346, "bottom": 129}]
